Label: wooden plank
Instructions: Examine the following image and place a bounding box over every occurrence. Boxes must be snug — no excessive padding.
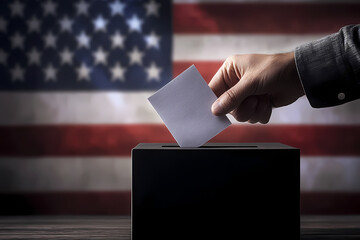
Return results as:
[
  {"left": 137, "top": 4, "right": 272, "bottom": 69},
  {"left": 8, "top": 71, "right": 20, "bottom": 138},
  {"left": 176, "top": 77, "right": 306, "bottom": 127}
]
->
[
  {"left": 0, "top": 216, "right": 360, "bottom": 239},
  {"left": 301, "top": 215, "right": 360, "bottom": 239},
  {"left": 0, "top": 216, "right": 130, "bottom": 240}
]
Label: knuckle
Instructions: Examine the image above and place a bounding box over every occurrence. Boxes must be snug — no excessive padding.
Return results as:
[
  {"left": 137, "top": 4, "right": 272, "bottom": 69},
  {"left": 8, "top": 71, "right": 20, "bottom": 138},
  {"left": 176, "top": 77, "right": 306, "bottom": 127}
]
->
[
  {"left": 224, "top": 88, "right": 238, "bottom": 106},
  {"left": 226, "top": 55, "right": 236, "bottom": 63},
  {"left": 260, "top": 106, "right": 272, "bottom": 124},
  {"left": 248, "top": 119, "right": 258, "bottom": 124},
  {"left": 232, "top": 103, "right": 258, "bottom": 122},
  {"left": 231, "top": 109, "right": 244, "bottom": 122},
  {"left": 259, "top": 118, "right": 270, "bottom": 124}
]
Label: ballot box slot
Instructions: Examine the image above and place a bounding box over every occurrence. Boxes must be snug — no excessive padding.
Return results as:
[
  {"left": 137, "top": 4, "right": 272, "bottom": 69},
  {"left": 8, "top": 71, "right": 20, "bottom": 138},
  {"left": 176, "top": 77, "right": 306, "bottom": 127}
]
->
[{"left": 161, "top": 145, "right": 258, "bottom": 148}]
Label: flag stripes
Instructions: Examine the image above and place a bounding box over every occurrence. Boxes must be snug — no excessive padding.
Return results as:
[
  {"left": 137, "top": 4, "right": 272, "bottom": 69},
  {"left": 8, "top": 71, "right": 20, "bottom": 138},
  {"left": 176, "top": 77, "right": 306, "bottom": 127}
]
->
[
  {"left": 0, "top": 156, "right": 359, "bottom": 192},
  {"left": 173, "top": 35, "right": 326, "bottom": 61},
  {"left": 0, "top": 125, "right": 359, "bottom": 156},
  {"left": 173, "top": 3, "right": 360, "bottom": 34}
]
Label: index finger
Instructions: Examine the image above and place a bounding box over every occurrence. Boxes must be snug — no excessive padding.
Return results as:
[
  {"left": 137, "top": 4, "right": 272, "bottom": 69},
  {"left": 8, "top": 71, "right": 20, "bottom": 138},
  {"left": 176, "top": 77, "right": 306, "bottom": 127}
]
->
[{"left": 208, "top": 61, "right": 230, "bottom": 97}]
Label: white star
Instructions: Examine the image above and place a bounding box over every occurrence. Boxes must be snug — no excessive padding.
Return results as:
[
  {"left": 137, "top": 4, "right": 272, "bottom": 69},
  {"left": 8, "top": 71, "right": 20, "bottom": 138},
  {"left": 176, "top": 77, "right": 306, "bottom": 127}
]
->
[
  {"left": 93, "top": 15, "right": 108, "bottom": 32},
  {"left": 43, "top": 32, "right": 57, "bottom": 48},
  {"left": 59, "top": 16, "right": 73, "bottom": 32},
  {"left": 76, "top": 63, "right": 91, "bottom": 81},
  {"left": 93, "top": 47, "right": 108, "bottom": 65},
  {"left": 42, "top": 0, "right": 57, "bottom": 16},
  {"left": 128, "top": 46, "right": 144, "bottom": 65},
  {"left": 110, "top": 62, "right": 126, "bottom": 82},
  {"left": 9, "top": 0, "right": 24, "bottom": 17},
  {"left": 10, "top": 64, "right": 25, "bottom": 82},
  {"left": 77, "top": 31, "right": 90, "bottom": 48},
  {"left": 43, "top": 64, "right": 57, "bottom": 82},
  {"left": 144, "top": 31, "right": 160, "bottom": 49},
  {"left": 0, "top": 49, "right": 8, "bottom": 65},
  {"left": 110, "top": 31, "right": 125, "bottom": 49},
  {"left": 145, "top": 62, "right": 161, "bottom": 81},
  {"left": 10, "top": 32, "right": 25, "bottom": 49},
  {"left": 144, "top": 0, "right": 160, "bottom": 17},
  {"left": 59, "top": 47, "right": 73, "bottom": 65},
  {"left": 27, "top": 47, "right": 41, "bottom": 65},
  {"left": 0, "top": 17, "right": 8, "bottom": 32},
  {"left": 75, "top": 0, "right": 89, "bottom": 16},
  {"left": 126, "top": 14, "right": 143, "bottom": 33},
  {"left": 109, "top": 0, "right": 125, "bottom": 16},
  {"left": 27, "top": 16, "right": 41, "bottom": 33}
]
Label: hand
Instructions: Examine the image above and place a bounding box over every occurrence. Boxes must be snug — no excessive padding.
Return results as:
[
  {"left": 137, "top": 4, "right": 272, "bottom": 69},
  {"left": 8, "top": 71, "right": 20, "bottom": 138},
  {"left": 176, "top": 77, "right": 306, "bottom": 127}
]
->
[{"left": 209, "top": 52, "right": 305, "bottom": 124}]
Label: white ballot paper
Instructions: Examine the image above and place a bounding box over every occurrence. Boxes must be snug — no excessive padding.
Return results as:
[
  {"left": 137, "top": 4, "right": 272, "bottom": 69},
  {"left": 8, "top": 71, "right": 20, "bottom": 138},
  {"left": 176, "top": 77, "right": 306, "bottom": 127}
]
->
[{"left": 148, "top": 65, "right": 231, "bottom": 147}]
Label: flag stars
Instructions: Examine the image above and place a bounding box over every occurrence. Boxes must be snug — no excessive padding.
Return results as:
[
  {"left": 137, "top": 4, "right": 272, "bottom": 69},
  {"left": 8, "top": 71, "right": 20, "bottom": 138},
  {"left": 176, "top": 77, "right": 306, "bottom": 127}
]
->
[
  {"left": 77, "top": 31, "right": 90, "bottom": 48},
  {"left": 93, "top": 15, "right": 108, "bottom": 32},
  {"left": 42, "top": 0, "right": 57, "bottom": 16},
  {"left": 59, "top": 16, "right": 73, "bottom": 32},
  {"left": 146, "top": 62, "right": 161, "bottom": 81},
  {"left": 110, "top": 31, "right": 125, "bottom": 49},
  {"left": 27, "top": 47, "right": 41, "bottom": 65},
  {"left": 43, "top": 32, "right": 57, "bottom": 48},
  {"left": 77, "top": 63, "right": 91, "bottom": 81},
  {"left": 110, "top": 62, "right": 126, "bottom": 82},
  {"left": 75, "top": 0, "right": 90, "bottom": 16},
  {"left": 9, "top": 0, "right": 25, "bottom": 17},
  {"left": 10, "top": 32, "right": 25, "bottom": 49},
  {"left": 93, "top": 47, "right": 108, "bottom": 65},
  {"left": 0, "top": 17, "right": 8, "bottom": 32},
  {"left": 128, "top": 46, "right": 144, "bottom": 65},
  {"left": 0, "top": 49, "right": 8, "bottom": 65},
  {"left": 27, "top": 16, "right": 41, "bottom": 33},
  {"left": 145, "top": 31, "right": 160, "bottom": 49},
  {"left": 126, "top": 14, "right": 143, "bottom": 33},
  {"left": 59, "top": 47, "right": 73, "bottom": 65},
  {"left": 10, "top": 64, "right": 25, "bottom": 82},
  {"left": 109, "top": 0, "right": 126, "bottom": 16},
  {"left": 43, "top": 64, "right": 57, "bottom": 82},
  {"left": 144, "top": 0, "right": 160, "bottom": 17}
]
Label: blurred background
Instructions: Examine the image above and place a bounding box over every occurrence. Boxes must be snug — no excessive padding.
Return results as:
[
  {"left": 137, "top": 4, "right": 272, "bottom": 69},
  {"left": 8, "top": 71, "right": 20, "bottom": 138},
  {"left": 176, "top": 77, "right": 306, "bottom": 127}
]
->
[{"left": 0, "top": 0, "right": 360, "bottom": 215}]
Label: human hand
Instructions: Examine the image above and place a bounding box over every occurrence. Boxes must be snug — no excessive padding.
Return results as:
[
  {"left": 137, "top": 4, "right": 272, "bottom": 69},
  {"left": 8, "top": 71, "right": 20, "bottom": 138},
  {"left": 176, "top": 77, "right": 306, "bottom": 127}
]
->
[{"left": 209, "top": 52, "right": 305, "bottom": 124}]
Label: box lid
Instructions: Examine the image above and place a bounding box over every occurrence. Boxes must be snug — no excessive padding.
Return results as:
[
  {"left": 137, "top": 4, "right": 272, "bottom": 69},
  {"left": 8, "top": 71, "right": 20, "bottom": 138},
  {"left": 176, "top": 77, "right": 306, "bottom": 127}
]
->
[{"left": 133, "top": 143, "right": 298, "bottom": 150}]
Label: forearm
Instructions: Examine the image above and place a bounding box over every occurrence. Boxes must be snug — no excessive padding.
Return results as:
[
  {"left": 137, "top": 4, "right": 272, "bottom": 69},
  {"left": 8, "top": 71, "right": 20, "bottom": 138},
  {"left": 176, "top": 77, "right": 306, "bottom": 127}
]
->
[{"left": 295, "top": 24, "right": 360, "bottom": 108}]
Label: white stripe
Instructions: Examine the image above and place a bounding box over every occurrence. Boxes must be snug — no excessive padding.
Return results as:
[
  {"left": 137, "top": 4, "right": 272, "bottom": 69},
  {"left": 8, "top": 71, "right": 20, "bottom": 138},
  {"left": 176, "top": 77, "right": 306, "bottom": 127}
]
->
[
  {"left": 0, "top": 157, "right": 131, "bottom": 192},
  {"left": 0, "top": 156, "right": 359, "bottom": 192},
  {"left": 301, "top": 157, "right": 360, "bottom": 192},
  {"left": 173, "top": 34, "right": 326, "bottom": 61},
  {"left": 0, "top": 92, "right": 160, "bottom": 125},
  {"left": 0, "top": 92, "right": 360, "bottom": 125},
  {"left": 256, "top": 96, "right": 360, "bottom": 125}
]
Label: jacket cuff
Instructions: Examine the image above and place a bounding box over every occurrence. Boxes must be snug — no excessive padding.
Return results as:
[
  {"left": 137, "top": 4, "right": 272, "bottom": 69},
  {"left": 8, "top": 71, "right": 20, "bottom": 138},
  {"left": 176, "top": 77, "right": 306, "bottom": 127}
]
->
[{"left": 294, "top": 32, "right": 359, "bottom": 108}]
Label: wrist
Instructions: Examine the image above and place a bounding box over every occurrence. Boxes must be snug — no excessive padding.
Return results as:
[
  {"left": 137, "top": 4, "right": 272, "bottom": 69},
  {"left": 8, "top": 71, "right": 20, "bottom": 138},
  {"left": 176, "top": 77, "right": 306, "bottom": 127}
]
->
[{"left": 284, "top": 52, "right": 305, "bottom": 98}]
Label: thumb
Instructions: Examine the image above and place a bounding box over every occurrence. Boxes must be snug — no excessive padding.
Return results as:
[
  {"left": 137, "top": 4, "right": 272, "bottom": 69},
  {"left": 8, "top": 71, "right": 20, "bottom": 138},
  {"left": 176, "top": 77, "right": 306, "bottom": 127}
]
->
[{"left": 211, "top": 76, "right": 256, "bottom": 115}]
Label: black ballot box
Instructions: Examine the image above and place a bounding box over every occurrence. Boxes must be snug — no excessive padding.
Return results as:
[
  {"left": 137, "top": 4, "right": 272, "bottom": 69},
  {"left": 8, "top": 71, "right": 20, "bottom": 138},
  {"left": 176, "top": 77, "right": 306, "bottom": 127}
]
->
[{"left": 132, "top": 143, "right": 300, "bottom": 240}]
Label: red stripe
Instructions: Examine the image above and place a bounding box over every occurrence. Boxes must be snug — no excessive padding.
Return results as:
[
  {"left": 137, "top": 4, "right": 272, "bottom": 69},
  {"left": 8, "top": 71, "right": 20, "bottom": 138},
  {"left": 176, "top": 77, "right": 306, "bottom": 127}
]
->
[
  {"left": 0, "top": 124, "right": 359, "bottom": 156},
  {"left": 0, "top": 191, "right": 130, "bottom": 215},
  {"left": 0, "top": 191, "right": 359, "bottom": 215},
  {"left": 173, "top": 61, "right": 221, "bottom": 83},
  {"left": 301, "top": 192, "right": 360, "bottom": 215},
  {"left": 174, "top": 3, "right": 360, "bottom": 34}
]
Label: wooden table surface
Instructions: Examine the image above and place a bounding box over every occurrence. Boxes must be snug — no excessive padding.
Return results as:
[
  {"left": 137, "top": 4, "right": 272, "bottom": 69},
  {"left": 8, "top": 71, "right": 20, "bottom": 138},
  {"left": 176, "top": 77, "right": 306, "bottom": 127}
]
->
[{"left": 0, "top": 215, "right": 359, "bottom": 239}]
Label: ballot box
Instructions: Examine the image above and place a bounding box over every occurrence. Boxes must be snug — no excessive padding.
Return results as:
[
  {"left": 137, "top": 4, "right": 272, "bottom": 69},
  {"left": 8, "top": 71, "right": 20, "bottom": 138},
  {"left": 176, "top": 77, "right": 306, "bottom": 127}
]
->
[{"left": 132, "top": 143, "right": 300, "bottom": 240}]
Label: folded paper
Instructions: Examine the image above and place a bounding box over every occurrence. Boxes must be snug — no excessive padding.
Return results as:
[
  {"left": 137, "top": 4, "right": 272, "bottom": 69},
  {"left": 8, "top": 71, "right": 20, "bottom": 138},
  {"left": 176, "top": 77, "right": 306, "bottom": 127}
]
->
[{"left": 148, "top": 65, "right": 231, "bottom": 147}]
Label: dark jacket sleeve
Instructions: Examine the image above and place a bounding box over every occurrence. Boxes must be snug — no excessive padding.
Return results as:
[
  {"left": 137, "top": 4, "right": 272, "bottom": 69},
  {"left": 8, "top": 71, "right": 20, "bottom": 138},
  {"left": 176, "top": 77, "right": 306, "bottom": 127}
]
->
[{"left": 294, "top": 24, "right": 360, "bottom": 108}]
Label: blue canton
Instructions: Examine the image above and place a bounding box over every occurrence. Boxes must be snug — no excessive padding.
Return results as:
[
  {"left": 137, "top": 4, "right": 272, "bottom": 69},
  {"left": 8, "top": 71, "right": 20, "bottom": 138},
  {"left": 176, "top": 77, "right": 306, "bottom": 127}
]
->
[{"left": 0, "top": 0, "right": 172, "bottom": 90}]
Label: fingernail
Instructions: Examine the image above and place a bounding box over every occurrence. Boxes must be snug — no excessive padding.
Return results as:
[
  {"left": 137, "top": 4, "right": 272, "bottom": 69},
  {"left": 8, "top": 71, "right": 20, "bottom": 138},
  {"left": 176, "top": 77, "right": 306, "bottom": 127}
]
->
[{"left": 212, "top": 99, "right": 223, "bottom": 115}]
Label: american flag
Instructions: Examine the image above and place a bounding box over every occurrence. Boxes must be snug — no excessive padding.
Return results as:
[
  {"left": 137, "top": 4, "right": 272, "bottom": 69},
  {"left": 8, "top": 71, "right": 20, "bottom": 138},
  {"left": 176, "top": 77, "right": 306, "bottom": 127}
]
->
[{"left": 0, "top": 0, "right": 360, "bottom": 215}]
